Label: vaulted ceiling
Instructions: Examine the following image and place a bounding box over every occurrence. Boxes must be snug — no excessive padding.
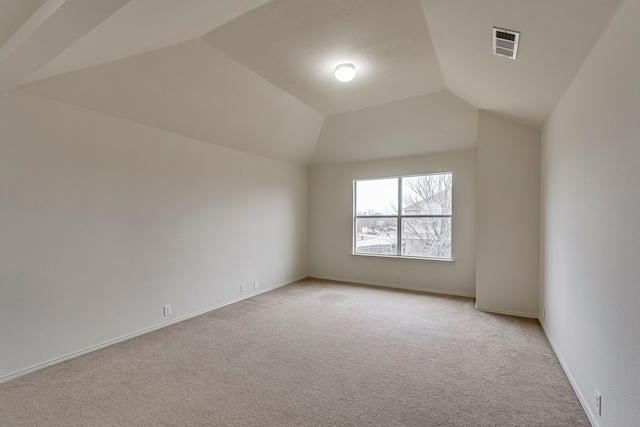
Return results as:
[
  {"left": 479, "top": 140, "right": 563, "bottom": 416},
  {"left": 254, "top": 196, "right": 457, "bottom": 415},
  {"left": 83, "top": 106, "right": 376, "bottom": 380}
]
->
[{"left": 0, "top": 0, "right": 624, "bottom": 165}]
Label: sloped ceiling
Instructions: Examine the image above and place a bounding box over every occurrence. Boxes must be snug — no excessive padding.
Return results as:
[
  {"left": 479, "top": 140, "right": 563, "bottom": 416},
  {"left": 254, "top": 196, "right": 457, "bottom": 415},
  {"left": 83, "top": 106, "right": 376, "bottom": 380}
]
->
[
  {"left": 420, "top": 0, "right": 624, "bottom": 126},
  {"left": 202, "top": 0, "right": 444, "bottom": 116},
  {"left": 17, "top": 40, "right": 324, "bottom": 165},
  {"left": 0, "top": 0, "right": 45, "bottom": 51},
  {"left": 312, "top": 91, "right": 477, "bottom": 164},
  {"left": 24, "top": 0, "right": 271, "bottom": 84},
  {"left": 1, "top": 0, "right": 626, "bottom": 165}
]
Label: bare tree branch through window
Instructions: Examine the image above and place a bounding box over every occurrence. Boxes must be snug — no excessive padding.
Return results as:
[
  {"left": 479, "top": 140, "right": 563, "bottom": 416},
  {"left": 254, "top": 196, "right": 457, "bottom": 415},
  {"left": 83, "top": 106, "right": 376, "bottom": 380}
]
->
[{"left": 353, "top": 173, "right": 452, "bottom": 259}]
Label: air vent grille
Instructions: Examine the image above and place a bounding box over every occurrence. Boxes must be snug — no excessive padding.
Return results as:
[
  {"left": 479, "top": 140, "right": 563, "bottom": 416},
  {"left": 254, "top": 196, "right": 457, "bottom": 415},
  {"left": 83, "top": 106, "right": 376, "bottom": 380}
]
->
[{"left": 493, "top": 27, "right": 520, "bottom": 59}]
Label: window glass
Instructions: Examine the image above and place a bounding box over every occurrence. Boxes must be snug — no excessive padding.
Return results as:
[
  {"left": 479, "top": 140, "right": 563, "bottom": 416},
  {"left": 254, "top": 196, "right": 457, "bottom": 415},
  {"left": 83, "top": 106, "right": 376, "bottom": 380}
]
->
[
  {"left": 355, "top": 178, "right": 397, "bottom": 215},
  {"left": 353, "top": 173, "right": 452, "bottom": 260},
  {"left": 402, "top": 174, "right": 452, "bottom": 216},
  {"left": 354, "top": 218, "right": 398, "bottom": 255},
  {"left": 401, "top": 217, "right": 452, "bottom": 258}
]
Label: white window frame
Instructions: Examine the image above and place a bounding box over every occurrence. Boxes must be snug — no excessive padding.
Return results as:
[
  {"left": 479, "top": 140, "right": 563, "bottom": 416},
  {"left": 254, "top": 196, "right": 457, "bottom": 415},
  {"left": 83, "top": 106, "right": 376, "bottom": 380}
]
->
[{"left": 352, "top": 172, "right": 453, "bottom": 260}]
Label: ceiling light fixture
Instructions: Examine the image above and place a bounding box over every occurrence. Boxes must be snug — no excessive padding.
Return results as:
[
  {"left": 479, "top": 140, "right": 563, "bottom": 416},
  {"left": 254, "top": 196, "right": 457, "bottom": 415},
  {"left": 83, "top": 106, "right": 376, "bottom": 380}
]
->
[{"left": 334, "top": 63, "right": 356, "bottom": 82}]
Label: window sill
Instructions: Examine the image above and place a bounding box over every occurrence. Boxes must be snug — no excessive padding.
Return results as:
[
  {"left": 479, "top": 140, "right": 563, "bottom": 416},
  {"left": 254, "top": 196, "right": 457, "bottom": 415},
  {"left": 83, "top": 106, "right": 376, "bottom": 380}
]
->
[{"left": 351, "top": 253, "right": 454, "bottom": 263}]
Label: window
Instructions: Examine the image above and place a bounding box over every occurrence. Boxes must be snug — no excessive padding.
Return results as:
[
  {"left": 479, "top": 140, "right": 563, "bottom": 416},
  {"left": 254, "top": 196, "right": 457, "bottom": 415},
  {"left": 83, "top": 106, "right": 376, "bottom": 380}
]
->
[{"left": 353, "top": 173, "right": 452, "bottom": 259}]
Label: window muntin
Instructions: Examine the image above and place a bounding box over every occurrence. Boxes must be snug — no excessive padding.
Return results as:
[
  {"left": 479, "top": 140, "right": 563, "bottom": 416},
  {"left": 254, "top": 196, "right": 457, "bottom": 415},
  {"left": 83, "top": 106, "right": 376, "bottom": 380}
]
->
[{"left": 353, "top": 173, "right": 452, "bottom": 260}]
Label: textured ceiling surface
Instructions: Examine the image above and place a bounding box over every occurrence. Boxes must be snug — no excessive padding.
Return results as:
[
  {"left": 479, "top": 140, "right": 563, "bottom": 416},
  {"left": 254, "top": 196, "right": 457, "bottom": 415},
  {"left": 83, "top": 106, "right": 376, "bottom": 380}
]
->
[
  {"left": 203, "top": 0, "right": 444, "bottom": 116},
  {"left": 420, "top": 0, "right": 625, "bottom": 127},
  {"left": 312, "top": 91, "right": 477, "bottom": 164},
  {"left": 0, "top": 0, "right": 627, "bottom": 164},
  {"left": 25, "top": 0, "right": 271, "bottom": 84},
  {"left": 0, "top": 0, "right": 45, "bottom": 51},
  {"left": 18, "top": 40, "right": 325, "bottom": 165}
]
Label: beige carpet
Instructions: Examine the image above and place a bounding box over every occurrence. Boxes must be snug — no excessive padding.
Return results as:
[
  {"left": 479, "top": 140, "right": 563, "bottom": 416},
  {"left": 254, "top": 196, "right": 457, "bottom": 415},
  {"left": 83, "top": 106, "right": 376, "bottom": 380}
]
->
[{"left": 0, "top": 279, "right": 588, "bottom": 426}]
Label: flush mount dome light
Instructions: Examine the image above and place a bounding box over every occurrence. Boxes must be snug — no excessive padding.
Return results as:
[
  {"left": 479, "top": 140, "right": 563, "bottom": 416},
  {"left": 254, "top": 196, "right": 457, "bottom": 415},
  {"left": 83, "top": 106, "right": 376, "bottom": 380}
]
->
[{"left": 334, "top": 63, "right": 356, "bottom": 82}]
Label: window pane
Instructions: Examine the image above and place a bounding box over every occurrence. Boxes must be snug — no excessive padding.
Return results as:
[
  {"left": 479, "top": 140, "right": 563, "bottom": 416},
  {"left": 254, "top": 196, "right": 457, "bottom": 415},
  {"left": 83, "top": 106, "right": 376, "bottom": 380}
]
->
[
  {"left": 355, "top": 178, "right": 398, "bottom": 215},
  {"left": 402, "top": 173, "right": 452, "bottom": 215},
  {"left": 401, "top": 218, "right": 451, "bottom": 258},
  {"left": 354, "top": 218, "right": 397, "bottom": 255}
]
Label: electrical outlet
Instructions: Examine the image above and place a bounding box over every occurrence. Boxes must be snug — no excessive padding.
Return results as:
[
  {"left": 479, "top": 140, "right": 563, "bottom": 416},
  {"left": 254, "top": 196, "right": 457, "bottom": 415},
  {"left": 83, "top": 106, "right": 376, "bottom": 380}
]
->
[
  {"left": 254, "top": 281, "right": 259, "bottom": 289},
  {"left": 287, "top": 271, "right": 291, "bottom": 279},
  {"left": 396, "top": 274, "right": 401, "bottom": 283},
  {"left": 543, "top": 307, "right": 546, "bottom": 319},
  {"left": 163, "top": 305, "right": 171, "bottom": 317},
  {"left": 241, "top": 283, "right": 246, "bottom": 292},
  {"left": 595, "top": 391, "right": 602, "bottom": 416}
]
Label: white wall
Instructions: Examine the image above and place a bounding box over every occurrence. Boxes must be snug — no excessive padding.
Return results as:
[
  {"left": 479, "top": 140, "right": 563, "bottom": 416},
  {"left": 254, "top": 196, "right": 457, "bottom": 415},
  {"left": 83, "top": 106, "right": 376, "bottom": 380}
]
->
[
  {"left": 309, "top": 148, "right": 477, "bottom": 296},
  {"left": 540, "top": 0, "right": 640, "bottom": 425},
  {"left": 475, "top": 111, "right": 540, "bottom": 317},
  {"left": 0, "top": 94, "right": 309, "bottom": 381}
]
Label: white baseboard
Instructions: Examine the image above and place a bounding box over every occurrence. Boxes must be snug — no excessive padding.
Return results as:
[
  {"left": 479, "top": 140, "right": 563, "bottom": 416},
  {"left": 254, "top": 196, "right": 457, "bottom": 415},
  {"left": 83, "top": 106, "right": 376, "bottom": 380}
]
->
[
  {"left": 540, "top": 323, "right": 599, "bottom": 427},
  {"left": 474, "top": 304, "right": 539, "bottom": 319},
  {"left": 308, "top": 275, "right": 476, "bottom": 298},
  {"left": 0, "top": 276, "right": 303, "bottom": 385}
]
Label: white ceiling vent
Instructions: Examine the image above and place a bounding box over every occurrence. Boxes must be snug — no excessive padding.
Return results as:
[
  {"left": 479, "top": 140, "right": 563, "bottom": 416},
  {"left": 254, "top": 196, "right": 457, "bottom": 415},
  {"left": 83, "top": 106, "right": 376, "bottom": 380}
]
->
[{"left": 493, "top": 27, "right": 520, "bottom": 59}]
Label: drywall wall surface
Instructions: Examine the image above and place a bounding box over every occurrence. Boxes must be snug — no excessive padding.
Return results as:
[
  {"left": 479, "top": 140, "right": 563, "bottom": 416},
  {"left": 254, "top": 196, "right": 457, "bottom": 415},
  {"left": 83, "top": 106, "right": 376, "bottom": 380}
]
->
[
  {"left": 0, "top": 94, "right": 308, "bottom": 380},
  {"left": 541, "top": 0, "right": 640, "bottom": 424},
  {"left": 309, "top": 148, "right": 476, "bottom": 296},
  {"left": 476, "top": 111, "right": 540, "bottom": 317}
]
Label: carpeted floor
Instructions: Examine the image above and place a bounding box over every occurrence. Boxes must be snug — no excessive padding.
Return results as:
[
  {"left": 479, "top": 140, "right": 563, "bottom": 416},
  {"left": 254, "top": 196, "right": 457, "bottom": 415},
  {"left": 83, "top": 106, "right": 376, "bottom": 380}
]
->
[{"left": 0, "top": 278, "right": 589, "bottom": 426}]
